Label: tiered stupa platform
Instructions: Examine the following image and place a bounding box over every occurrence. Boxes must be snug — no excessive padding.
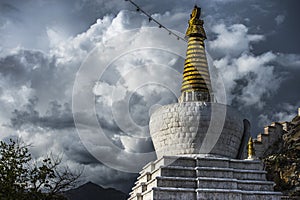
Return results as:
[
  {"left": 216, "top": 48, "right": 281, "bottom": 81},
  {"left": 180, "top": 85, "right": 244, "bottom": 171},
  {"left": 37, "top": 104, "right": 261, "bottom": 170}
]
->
[{"left": 128, "top": 155, "right": 281, "bottom": 200}]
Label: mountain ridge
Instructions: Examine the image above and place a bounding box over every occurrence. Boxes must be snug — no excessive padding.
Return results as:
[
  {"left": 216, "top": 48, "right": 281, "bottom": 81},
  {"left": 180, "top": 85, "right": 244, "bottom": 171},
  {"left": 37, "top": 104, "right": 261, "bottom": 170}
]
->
[{"left": 63, "top": 181, "right": 127, "bottom": 200}]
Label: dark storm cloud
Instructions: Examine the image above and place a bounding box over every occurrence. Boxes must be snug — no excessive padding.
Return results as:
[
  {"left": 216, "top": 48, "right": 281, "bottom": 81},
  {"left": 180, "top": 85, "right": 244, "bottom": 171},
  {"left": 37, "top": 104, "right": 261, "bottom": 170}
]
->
[
  {"left": 10, "top": 98, "right": 74, "bottom": 130},
  {"left": 0, "top": 50, "right": 55, "bottom": 85},
  {"left": 0, "top": 2, "right": 20, "bottom": 24},
  {"left": 231, "top": 72, "right": 256, "bottom": 98},
  {"left": 251, "top": 0, "right": 300, "bottom": 54},
  {"left": 64, "top": 144, "right": 100, "bottom": 165},
  {"left": 97, "top": 113, "right": 123, "bottom": 133},
  {"left": 0, "top": 3, "right": 20, "bottom": 14}
]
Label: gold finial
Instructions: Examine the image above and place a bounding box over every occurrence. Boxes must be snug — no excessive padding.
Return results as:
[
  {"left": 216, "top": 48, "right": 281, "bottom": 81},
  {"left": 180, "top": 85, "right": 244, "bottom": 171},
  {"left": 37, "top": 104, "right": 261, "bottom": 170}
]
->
[
  {"left": 247, "top": 137, "right": 256, "bottom": 160},
  {"left": 179, "top": 5, "right": 212, "bottom": 103},
  {"left": 185, "top": 5, "right": 206, "bottom": 38}
]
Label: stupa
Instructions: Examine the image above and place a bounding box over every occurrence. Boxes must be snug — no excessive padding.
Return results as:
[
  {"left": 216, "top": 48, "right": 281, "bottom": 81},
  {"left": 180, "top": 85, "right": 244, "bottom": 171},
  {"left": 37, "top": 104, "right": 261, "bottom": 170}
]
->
[{"left": 128, "top": 5, "right": 281, "bottom": 200}]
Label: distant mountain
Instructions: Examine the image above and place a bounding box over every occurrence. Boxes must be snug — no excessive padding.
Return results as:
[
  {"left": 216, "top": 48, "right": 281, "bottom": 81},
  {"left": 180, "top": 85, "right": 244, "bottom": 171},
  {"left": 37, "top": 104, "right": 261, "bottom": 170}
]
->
[{"left": 64, "top": 182, "right": 127, "bottom": 200}]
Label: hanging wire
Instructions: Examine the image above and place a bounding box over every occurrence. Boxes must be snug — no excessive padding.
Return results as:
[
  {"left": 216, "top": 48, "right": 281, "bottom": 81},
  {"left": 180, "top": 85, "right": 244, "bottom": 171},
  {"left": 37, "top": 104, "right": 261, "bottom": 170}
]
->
[{"left": 124, "top": 0, "right": 187, "bottom": 42}]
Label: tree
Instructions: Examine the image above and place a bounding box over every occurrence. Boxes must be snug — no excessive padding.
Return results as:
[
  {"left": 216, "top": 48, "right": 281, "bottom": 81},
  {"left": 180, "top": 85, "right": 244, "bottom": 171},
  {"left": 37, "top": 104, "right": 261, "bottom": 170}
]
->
[{"left": 0, "top": 139, "right": 82, "bottom": 200}]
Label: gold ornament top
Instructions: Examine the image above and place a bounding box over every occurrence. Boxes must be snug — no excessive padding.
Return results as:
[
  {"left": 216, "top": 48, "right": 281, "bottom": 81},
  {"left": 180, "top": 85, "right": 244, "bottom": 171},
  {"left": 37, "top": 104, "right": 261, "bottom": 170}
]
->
[
  {"left": 179, "top": 5, "right": 212, "bottom": 102},
  {"left": 247, "top": 137, "right": 256, "bottom": 159},
  {"left": 185, "top": 5, "right": 207, "bottom": 39}
]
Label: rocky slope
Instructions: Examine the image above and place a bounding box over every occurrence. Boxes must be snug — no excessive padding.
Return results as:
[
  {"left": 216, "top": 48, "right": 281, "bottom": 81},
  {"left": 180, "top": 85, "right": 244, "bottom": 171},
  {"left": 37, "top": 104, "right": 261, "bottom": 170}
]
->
[{"left": 263, "top": 115, "right": 300, "bottom": 197}]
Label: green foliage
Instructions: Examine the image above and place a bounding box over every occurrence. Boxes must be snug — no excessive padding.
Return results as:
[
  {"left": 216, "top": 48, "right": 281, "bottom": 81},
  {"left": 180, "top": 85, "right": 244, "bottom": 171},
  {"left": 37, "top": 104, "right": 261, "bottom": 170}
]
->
[
  {"left": 0, "top": 139, "right": 81, "bottom": 200},
  {"left": 0, "top": 139, "right": 31, "bottom": 199}
]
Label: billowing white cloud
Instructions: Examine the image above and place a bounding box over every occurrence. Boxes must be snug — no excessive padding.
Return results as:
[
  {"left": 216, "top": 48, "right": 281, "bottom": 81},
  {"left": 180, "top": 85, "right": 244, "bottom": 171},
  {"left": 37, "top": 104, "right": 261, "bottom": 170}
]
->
[
  {"left": 214, "top": 52, "right": 280, "bottom": 108},
  {"left": 207, "top": 22, "right": 281, "bottom": 108},
  {"left": 208, "top": 24, "right": 264, "bottom": 58}
]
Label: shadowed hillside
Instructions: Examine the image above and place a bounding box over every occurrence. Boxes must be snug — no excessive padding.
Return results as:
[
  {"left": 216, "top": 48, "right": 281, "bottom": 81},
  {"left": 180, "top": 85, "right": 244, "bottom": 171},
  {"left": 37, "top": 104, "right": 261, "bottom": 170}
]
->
[
  {"left": 263, "top": 114, "right": 300, "bottom": 198},
  {"left": 64, "top": 182, "right": 127, "bottom": 200}
]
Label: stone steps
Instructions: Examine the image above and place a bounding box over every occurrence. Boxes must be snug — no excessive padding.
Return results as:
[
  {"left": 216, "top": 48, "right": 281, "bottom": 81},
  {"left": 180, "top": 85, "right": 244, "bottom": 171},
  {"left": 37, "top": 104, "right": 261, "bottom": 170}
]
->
[
  {"left": 155, "top": 177, "right": 273, "bottom": 191},
  {"left": 131, "top": 187, "right": 282, "bottom": 200},
  {"left": 156, "top": 176, "right": 197, "bottom": 188},
  {"left": 196, "top": 188, "right": 281, "bottom": 200},
  {"left": 128, "top": 156, "right": 281, "bottom": 200},
  {"left": 160, "top": 166, "right": 196, "bottom": 177},
  {"left": 159, "top": 166, "right": 267, "bottom": 180},
  {"left": 197, "top": 177, "right": 274, "bottom": 191},
  {"left": 129, "top": 176, "right": 275, "bottom": 199}
]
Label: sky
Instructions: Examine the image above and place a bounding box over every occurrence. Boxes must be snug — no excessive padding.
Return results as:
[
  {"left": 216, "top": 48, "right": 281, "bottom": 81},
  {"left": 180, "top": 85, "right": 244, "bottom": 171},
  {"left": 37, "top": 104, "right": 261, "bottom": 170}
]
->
[{"left": 0, "top": 0, "right": 300, "bottom": 193}]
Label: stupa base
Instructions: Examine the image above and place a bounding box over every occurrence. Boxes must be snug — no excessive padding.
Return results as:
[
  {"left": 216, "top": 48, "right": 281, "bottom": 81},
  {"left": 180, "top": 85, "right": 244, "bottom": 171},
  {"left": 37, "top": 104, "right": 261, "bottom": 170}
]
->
[{"left": 128, "top": 155, "right": 281, "bottom": 200}]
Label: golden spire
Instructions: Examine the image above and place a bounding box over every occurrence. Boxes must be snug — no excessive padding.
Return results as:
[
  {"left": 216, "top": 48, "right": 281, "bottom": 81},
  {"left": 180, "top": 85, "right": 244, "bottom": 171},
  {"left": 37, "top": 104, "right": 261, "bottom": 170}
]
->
[
  {"left": 179, "top": 5, "right": 213, "bottom": 102},
  {"left": 247, "top": 137, "right": 256, "bottom": 159}
]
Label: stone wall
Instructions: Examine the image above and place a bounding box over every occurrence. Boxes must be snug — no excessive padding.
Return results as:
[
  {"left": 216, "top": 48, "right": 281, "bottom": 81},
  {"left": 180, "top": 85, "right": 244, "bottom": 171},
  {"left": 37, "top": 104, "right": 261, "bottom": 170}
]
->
[
  {"left": 149, "top": 102, "right": 247, "bottom": 159},
  {"left": 253, "top": 107, "right": 300, "bottom": 158},
  {"left": 253, "top": 122, "right": 286, "bottom": 158}
]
